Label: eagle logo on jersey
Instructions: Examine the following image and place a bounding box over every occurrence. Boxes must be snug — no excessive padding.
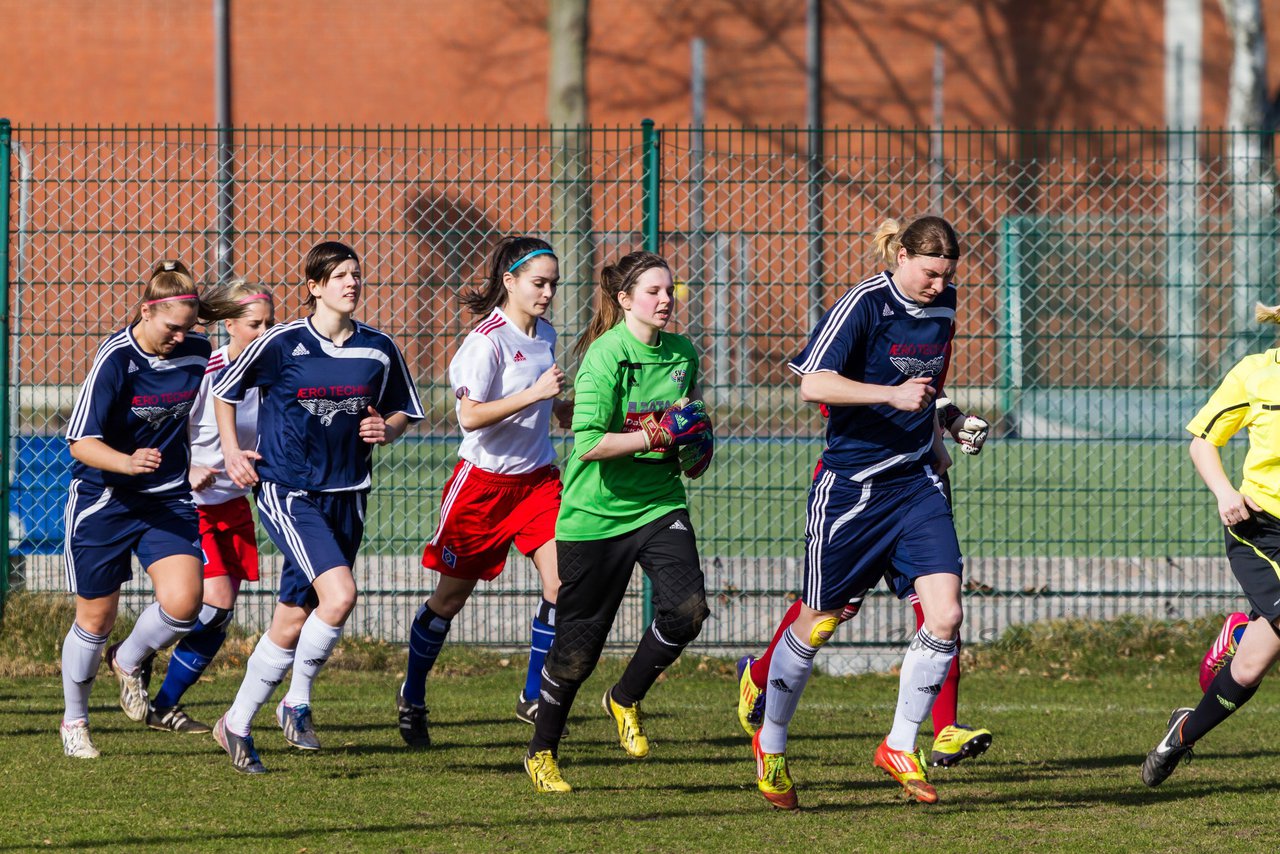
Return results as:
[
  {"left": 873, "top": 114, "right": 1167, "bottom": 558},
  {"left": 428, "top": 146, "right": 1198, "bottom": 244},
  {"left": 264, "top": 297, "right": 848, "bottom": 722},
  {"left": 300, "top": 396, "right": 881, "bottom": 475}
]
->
[
  {"left": 889, "top": 355, "right": 945, "bottom": 378},
  {"left": 299, "top": 396, "right": 372, "bottom": 426},
  {"left": 131, "top": 400, "right": 195, "bottom": 428}
]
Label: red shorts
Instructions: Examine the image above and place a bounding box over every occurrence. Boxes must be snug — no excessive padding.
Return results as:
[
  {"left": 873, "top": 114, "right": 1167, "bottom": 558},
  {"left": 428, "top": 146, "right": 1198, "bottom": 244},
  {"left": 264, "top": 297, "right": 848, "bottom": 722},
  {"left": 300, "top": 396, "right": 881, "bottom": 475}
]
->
[
  {"left": 198, "top": 496, "right": 260, "bottom": 582},
  {"left": 422, "top": 461, "right": 561, "bottom": 581}
]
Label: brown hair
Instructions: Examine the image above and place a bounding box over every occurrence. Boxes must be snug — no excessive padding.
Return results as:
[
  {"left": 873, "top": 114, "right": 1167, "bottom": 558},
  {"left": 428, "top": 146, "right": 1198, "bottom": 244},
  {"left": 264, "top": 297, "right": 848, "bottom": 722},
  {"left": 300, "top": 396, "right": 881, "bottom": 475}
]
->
[
  {"left": 302, "top": 241, "right": 360, "bottom": 311},
  {"left": 872, "top": 216, "right": 961, "bottom": 267},
  {"left": 199, "top": 278, "right": 275, "bottom": 324},
  {"left": 135, "top": 260, "right": 242, "bottom": 324},
  {"left": 461, "top": 236, "right": 557, "bottom": 315},
  {"left": 574, "top": 250, "right": 671, "bottom": 359}
]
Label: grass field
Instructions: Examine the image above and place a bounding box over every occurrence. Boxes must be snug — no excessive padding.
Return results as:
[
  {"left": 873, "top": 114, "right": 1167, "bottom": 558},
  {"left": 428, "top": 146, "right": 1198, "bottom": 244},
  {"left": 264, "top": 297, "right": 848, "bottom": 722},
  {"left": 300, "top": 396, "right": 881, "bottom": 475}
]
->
[
  {"left": 364, "top": 437, "right": 1245, "bottom": 558},
  {"left": 4, "top": 614, "right": 1280, "bottom": 852}
]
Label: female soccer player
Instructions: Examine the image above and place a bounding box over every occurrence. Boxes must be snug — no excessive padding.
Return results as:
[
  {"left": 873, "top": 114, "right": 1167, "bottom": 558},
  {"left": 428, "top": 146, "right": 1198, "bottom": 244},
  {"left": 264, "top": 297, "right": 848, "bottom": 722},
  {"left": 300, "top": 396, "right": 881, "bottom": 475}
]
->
[
  {"left": 59, "top": 260, "right": 233, "bottom": 758},
  {"left": 1141, "top": 302, "right": 1280, "bottom": 786},
  {"left": 211, "top": 241, "right": 424, "bottom": 773},
  {"left": 751, "top": 216, "right": 966, "bottom": 809},
  {"left": 142, "top": 280, "right": 275, "bottom": 734},
  {"left": 523, "top": 250, "right": 714, "bottom": 793},
  {"left": 397, "top": 236, "right": 572, "bottom": 747},
  {"left": 736, "top": 402, "right": 993, "bottom": 768}
]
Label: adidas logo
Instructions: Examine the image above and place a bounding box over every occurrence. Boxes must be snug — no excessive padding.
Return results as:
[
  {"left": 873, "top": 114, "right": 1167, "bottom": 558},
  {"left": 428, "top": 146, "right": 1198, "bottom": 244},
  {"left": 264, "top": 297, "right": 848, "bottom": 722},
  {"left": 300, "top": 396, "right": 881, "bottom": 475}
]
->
[
  {"left": 769, "top": 678, "right": 792, "bottom": 693},
  {"left": 292, "top": 342, "right": 311, "bottom": 357},
  {"left": 128, "top": 361, "right": 139, "bottom": 373},
  {"left": 882, "top": 304, "right": 894, "bottom": 317},
  {"left": 669, "top": 519, "right": 689, "bottom": 531},
  {"left": 918, "top": 683, "right": 942, "bottom": 695},
  {"left": 513, "top": 350, "right": 526, "bottom": 363}
]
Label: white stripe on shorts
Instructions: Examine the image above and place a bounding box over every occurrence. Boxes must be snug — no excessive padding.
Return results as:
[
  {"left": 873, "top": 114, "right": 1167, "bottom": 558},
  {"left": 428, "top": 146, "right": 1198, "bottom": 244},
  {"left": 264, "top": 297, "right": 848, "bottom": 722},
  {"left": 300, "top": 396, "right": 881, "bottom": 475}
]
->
[
  {"left": 62, "top": 479, "right": 114, "bottom": 594},
  {"left": 804, "top": 469, "right": 837, "bottom": 604},
  {"left": 258, "top": 482, "right": 316, "bottom": 581},
  {"left": 827, "top": 480, "right": 873, "bottom": 541},
  {"left": 429, "top": 461, "right": 474, "bottom": 547}
]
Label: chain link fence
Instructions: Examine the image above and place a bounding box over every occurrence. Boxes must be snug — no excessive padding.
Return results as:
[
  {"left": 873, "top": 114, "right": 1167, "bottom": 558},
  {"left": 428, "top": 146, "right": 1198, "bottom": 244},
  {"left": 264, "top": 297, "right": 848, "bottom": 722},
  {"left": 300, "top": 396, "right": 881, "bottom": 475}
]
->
[{"left": 3, "top": 124, "right": 1270, "bottom": 668}]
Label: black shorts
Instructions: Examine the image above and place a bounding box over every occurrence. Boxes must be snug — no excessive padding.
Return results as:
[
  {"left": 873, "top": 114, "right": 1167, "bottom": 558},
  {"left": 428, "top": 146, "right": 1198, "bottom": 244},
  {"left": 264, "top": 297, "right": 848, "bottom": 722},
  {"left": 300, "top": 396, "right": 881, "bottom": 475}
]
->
[{"left": 1226, "top": 508, "right": 1280, "bottom": 622}]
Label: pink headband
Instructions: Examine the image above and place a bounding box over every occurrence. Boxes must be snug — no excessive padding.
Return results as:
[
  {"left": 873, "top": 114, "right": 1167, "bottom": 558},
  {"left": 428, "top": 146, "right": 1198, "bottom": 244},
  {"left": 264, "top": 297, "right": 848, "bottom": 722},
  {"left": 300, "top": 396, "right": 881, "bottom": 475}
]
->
[
  {"left": 237, "top": 294, "right": 272, "bottom": 305},
  {"left": 145, "top": 295, "right": 198, "bottom": 306}
]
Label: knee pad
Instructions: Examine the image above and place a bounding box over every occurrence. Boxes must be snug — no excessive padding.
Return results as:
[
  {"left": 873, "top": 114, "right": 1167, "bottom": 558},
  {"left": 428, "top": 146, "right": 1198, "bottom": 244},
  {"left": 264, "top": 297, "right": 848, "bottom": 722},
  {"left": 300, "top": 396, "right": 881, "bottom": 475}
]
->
[
  {"left": 545, "top": 620, "right": 611, "bottom": 684},
  {"left": 199, "top": 604, "right": 234, "bottom": 631},
  {"left": 809, "top": 616, "right": 839, "bottom": 648},
  {"left": 654, "top": 592, "right": 709, "bottom": 646}
]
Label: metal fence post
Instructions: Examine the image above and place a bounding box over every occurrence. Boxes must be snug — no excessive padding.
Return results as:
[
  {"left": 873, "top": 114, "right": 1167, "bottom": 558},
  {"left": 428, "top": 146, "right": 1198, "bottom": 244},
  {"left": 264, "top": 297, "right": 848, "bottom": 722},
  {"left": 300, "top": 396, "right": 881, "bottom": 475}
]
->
[
  {"left": 0, "top": 117, "right": 12, "bottom": 613},
  {"left": 640, "top": 117, "right": 660, "bottom": 628}
]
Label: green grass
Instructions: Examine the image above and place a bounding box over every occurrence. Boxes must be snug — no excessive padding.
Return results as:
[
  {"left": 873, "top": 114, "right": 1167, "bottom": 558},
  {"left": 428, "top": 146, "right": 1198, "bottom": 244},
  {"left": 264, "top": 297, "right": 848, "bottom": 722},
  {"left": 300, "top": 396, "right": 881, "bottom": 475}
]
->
[
  {"left": 364, "top": 437, "right": 1245, "bottom": 558},
  {"left": 4, "top": 609, "right": 1280, "bottom": 851}
]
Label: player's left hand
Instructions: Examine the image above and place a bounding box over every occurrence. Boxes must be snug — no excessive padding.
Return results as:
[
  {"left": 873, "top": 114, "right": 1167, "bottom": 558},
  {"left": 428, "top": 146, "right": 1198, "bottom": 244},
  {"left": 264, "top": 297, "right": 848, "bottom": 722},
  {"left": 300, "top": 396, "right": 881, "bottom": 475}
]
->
[
  {"left": 189, "top": 465, "right": 220, "bottom": 491},
  {"left": 553, "top": 398, "right": 574, "bottom": 429},
  {"left": 678, "top": 428, "right": 714, "bottom": 479},
  {"left": 360, "top": 405, "right": 389, "bottom": 445},
  {"left": 939, "top": 398, "right": 989, "bottom": 456}
]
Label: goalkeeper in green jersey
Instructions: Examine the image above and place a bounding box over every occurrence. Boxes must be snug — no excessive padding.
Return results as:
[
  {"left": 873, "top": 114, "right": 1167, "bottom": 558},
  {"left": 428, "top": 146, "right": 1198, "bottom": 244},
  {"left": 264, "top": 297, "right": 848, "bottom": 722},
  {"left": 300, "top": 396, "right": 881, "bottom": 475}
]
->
[{"left": 523, "top": 250, "right": 713, "bottom": 793}]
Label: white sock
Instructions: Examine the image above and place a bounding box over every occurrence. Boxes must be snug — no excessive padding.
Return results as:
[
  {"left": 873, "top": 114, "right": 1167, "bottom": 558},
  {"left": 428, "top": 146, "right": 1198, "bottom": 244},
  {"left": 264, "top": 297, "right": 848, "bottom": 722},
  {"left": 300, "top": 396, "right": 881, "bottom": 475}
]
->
[
  {"left": 757, "top": 628, "right": 818, "bottom": 754},
  {"left": 282, "top": 614, "right": 343, "bottom": 708},
  {"left": 886, "top": 628, "right": 957, "bottom": 751},
  {"left": 115, "top": 602, "right": 197, "bottom": 673},
  {"left": 62, "top": 623, "right": 109, "bottom": 724},
  {"left": 225, "top": 633, "right": 295, "bottom": 736}
]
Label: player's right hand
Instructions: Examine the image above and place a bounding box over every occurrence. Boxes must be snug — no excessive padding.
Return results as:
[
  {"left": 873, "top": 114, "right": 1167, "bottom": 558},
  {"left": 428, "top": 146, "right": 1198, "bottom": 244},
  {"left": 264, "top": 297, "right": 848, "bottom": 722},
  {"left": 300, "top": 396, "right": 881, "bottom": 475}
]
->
[
  {"left": 126, "top": 447, "right": 162, "bottom": 475},
  {"left": 1218, "top": 489, "right": 1262, "bottom": 527},
  {"left": 531, "top": 365, "right": 566, "bottom": 401},
  {"left": 224, "top": 448, "right": 262, "bottom": 488},
  {"left": 886, "top": 377, "right": 936, "bottom": 412}
]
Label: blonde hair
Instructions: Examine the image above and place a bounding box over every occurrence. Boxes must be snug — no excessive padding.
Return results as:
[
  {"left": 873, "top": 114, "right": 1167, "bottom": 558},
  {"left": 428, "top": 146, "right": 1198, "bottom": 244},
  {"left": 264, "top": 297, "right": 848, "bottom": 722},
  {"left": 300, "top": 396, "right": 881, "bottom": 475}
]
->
[
  {"left": 1256, "top": 302, "right": 1280, "bottom": 325},
  {"left": 199, "top": 278, "right": 275, "bottom": 320},
  {"left": 871, "top": 216, "right": 961, "bottom": 267},
  {"left": 134, "top": 260, "right": 242, "bottom": 324}
]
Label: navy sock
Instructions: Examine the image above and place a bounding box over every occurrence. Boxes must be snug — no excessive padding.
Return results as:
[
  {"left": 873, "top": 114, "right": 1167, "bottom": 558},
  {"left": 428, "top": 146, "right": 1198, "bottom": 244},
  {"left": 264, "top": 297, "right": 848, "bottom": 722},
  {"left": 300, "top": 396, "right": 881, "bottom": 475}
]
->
[
  {"left": 152, "top": 606, "right": 231, "bottom": 709},
  {"left": 1182, "top": 665, "right": 1259, "bottom": 744},
  {"left": 523, "top": 599, "right": 556, "bottom": 701},
  {"left": 402, "top": 603, "right": 451, "bottom": 708}
]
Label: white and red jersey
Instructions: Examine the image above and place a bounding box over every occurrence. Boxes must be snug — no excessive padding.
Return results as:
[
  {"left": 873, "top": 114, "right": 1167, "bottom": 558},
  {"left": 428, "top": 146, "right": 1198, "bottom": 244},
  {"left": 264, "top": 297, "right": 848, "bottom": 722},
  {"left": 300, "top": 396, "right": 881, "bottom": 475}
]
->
[
  {"left": 189, "top": 344, "right": 259, "bottom": 506},
  {"left": 450, "top": 307, "right": 557, "bottom": 475}
]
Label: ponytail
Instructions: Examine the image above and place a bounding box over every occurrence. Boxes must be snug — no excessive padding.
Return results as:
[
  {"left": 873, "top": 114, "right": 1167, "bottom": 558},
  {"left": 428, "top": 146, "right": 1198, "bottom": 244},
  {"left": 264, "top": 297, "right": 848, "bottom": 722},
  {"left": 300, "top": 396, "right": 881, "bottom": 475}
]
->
[
  {"left": 461, "top": 236, "right": 557, "bottom": 315},
  {"left": 135, "top": 260, "right": 244, "bottom": 325},
  {"left": 871, "top": 216, "right": 961, "bottom": 268},
  {"left": 1256, "top": 302, "right": 1280, "bottom": 325},
  {"left": 199, "top": 279, "right": 275, "bottom": 324}
]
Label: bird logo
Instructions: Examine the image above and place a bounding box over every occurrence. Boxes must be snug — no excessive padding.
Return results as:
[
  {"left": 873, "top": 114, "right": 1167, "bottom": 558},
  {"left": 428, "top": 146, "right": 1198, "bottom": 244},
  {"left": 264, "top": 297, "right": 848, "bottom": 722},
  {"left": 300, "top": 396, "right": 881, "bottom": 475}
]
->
[{"left": 298, "top": 396, "right": 372, "bottom": 426}]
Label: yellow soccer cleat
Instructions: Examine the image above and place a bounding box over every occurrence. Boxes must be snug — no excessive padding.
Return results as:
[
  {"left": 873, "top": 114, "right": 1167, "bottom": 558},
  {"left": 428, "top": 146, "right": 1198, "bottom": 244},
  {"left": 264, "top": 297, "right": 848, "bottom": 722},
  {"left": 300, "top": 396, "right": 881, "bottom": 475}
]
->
[
  {"left": 930, "top": 723, "right": 993, "bottom": 768},
  {"left": 602, "top": 688, "right": 650, "bottom": 758},
  {"left": 524, "top": 749, "right": 572, "bottom": 793},
  {"left": 753, "top": 730, "right": 799, "bottom": 810},
  {"left": 736, "top": 655, "right": 765, "bottom": 736},
  {"left": 873, "top": 738, "right": 938, "bottom": 804}
]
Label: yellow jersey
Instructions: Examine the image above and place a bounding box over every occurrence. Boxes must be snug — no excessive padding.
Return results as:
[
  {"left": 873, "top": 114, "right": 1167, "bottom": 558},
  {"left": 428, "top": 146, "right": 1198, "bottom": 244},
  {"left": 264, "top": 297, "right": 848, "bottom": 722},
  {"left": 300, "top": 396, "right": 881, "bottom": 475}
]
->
[{"left": 1187, "top": 348, "right": 1280, "bottom": 517}]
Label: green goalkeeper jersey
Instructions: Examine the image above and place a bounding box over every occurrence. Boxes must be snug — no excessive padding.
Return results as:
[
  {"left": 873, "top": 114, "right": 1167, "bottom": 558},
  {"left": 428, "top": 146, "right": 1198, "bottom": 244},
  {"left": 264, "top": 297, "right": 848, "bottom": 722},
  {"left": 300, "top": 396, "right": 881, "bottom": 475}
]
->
[{"left": 557, "top": 322, "right": 699, "bottom": 541}]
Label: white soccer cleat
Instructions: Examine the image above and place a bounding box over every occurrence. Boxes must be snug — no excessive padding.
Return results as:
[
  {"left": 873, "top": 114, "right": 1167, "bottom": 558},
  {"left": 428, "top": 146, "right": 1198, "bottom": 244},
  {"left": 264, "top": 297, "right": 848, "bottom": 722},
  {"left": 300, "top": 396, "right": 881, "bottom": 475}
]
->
[{"left": 60, "top": 720, "right": 100, "bottom": 759}]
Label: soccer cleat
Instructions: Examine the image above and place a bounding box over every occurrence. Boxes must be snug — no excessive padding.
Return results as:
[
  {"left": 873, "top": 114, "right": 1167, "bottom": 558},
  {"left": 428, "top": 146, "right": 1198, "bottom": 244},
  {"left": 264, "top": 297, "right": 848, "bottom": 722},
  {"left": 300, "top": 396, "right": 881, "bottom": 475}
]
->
[
  {"left": 930, "top": 723, "right": 993, "bottom": 767},
  {"left": 276, "top": 700, "right": 321, "bottom": 750},
  {"left": 1199, "top": 612, "right": 1250, "bottom": 692},
  {"left": 106, "top": 642, "right": 150, "bottom": 722},
  {"left": 515, "top": 692, "right": 570, "bottom": 737},
  {"left": 137, "top": 650, "right": 156, "bottom": 694},
  {"left": 736, "top": 655, "right": 766, "bottom": 736},
  {"left": 524, "top": 750, "right": 572, "bottom": 793},
  {"left": 1141, "top": 707, "right": 1195, "bottom": 787},
  {"left": 752, "top": 729, "right": 798, "bottom": 810},
  {"left": 873, "top": 739, "right": 939, "bottom": 803},
  {"left": 60, "top": 720, "right": 100, "bottom": 759},
  {"left": 213, "top": 714, "right": 267, "bottom": 774},
  {"left": 397, "top": 688, "right": 431, "bottom": 748},
  {"left": 146, "top": 704, "right": 212, "bottom": 734},
  {"left": 602, "top": 688, "right": 649, "bottom": 758}
]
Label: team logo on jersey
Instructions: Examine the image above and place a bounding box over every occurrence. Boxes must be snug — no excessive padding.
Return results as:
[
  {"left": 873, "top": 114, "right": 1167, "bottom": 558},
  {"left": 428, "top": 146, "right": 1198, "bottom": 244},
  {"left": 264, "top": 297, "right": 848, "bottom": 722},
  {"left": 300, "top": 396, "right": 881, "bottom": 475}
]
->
[
  {"left": 889, "top": 355, "right": 945, "bottom": 378},
  {"left": 670, "top": 368, "right": 687, "bottom": 385},
  {"left": 292, "top": 342, "right": 311, "bottom": 357},
  {"left": 130, "top": 390, "right": 196, "bottom": 428},
  {"left": 298, "top": 395, "right": 373, "bottom": 426},
  {"left": 513, "top": 350, "right": 526, "bottom": 363}
]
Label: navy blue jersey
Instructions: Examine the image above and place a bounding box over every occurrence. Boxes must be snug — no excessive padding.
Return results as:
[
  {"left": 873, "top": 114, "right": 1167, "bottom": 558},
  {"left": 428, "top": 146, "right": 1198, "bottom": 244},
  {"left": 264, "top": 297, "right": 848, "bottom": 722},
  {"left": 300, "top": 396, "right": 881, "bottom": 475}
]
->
[
  {"left": 212, "top": 317, "right": 425, "bottom": 492},
  {"left": 66, "top": 326, "right": 212, "bottom": 496},
  {"left": 788, "top": 272, "right": 956, "bottom": 480}
]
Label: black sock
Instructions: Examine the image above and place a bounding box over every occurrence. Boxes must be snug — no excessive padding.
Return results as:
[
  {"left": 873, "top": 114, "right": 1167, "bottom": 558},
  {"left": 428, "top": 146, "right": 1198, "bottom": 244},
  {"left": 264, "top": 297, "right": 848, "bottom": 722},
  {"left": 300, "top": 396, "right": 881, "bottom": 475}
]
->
[
  {"left": 613, "top": 626, "right": 685, "bottom": 707},
  {"left": 528, "top": 670, "right": 576, "bottom": 757},
  {"left": 1182, "top": 666, "right": 1259, "bottom": 744}
]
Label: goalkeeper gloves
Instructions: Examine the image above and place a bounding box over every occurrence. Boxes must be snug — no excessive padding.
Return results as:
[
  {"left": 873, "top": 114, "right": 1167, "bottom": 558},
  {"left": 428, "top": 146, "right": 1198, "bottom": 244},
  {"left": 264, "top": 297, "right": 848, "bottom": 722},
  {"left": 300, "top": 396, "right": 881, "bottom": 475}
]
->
[
  {"left": 678, "top": 431, "right": 714, "bottom": 479},
  {"left": 638, "top": 398, "right": 710, "bottom": 452},
  {"left": 937, "top": 397, "right": 989, "bottom": 456}
]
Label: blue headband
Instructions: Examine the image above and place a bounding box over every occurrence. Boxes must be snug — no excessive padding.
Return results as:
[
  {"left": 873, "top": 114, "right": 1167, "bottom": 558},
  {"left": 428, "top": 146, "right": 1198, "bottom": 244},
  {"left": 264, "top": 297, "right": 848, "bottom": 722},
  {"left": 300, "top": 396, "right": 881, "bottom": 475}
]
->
[{"left": 507, "top": 248, "right": 556, "bottom": 274}]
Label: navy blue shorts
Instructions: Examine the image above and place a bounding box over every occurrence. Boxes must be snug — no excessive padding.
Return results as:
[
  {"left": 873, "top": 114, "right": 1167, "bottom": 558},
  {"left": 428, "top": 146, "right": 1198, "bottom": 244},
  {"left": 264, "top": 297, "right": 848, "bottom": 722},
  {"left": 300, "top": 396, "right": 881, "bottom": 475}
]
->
[
  {"left": 62, "top": 479, "right": 201, "bottom": 599},
  {"left": 802, "top": 466, "right": 963, "bottom": 612},
  {"left": 255, "top": 482, "right": 366, "bottom": 608}
]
